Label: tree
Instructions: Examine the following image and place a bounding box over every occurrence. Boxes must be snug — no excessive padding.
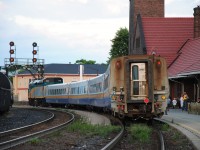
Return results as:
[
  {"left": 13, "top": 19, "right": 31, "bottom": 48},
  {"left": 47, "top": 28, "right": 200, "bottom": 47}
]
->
[
  {"left": 75, "top": 59, "right": 96, "bottom": 64},
  {"left": 107, "top": 27, "right": 129, "bottom": 63}
]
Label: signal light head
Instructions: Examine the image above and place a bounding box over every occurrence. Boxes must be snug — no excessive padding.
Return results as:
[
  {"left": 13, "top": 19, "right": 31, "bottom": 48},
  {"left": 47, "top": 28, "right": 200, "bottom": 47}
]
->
[
  {"left": 9, "top": 41, "right": 14, "bottom": 46},
  {"left": 10, "top": 57, "right": 14, "bottom": 62},
  {"left": 10, "top": 49, "right": 14, "bottom": 54},
  {"left": 32, "top": 58, "right": 37, "bottom": 62},
  {"left": 32, "top": 50, "right": 37, "bottom": 55},
  {"left": 32, "top": 42, "right": 37, "bottom": 47}
]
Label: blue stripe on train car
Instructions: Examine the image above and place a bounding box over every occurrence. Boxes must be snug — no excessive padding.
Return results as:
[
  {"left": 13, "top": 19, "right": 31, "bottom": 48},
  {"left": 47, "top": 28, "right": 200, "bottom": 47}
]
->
[
  {"left": 46, "top": 98, "right": 68, "bottom": 104},
  {"left": 89, "top": 97, "right": 111, "bottom": 108},
  {"left": 46, "top": 97, "right": 111, "bottom": 108},
  {"left": 68, "top": 98, "right": 91, "bottom": 105}
]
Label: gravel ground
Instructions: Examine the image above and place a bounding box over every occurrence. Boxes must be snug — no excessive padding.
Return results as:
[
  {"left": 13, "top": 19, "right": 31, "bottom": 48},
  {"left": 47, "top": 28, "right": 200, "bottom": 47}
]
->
[{"left": 0, "top": 107, "right": 52, "bottom": 132}]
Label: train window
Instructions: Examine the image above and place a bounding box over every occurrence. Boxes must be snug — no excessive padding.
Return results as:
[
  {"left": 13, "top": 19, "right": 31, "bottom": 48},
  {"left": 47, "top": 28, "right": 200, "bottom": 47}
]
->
[
  {"left": 132, "top": 65, "right": 139, "bottom": 95},
  {"left": 70, "top": 87, "right": 79, "bottom": 95},
  {"left": 65, "top": 88, "right": 67, "bottom": 94},
  {"left": 131, "top": 63, "right": 147, "bottom": 99},
  {"left": 89, "top": 82, "right": 102, "bottom": 93},
  {"left": 61, "top": 89, "right": 64, "bottom": 95}
]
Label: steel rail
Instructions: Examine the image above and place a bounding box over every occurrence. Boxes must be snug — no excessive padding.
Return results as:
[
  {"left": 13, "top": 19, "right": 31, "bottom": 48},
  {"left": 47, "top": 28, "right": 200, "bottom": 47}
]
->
[
  {"left": 156, "top": 117, "right": 200, "bottom": 150},
  {"left": 0, "top": 110, "right": 74, "bottom": 150},
  {"left": 158, "top": 130, "right": 165, "bottom": 150},
  {"left": 153, "top": 118, "right": 167, "bottom": 150},
  {"left": 101, "top": 120, "right": 125, "bottom": 150},
  {"left": 0, "top": 109, "right": 54, "bottom": 138}
]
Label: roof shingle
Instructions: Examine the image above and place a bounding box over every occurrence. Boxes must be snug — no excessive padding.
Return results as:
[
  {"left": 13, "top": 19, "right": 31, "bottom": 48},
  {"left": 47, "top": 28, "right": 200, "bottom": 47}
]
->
[
  {"left": 168, "top": 38, "right": 200, "bottom": 78},
  {"left": 142, "top": 17, "right": 194, "bottom": 66}
]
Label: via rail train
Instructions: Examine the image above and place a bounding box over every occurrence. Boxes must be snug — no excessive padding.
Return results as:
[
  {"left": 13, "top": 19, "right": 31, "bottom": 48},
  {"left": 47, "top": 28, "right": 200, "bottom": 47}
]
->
[
  {"left": 0, "top": 72, "right": 13, "bottom": 114},
  {"left": 28, "top": 55, "right": 169, "bottom": 119}
]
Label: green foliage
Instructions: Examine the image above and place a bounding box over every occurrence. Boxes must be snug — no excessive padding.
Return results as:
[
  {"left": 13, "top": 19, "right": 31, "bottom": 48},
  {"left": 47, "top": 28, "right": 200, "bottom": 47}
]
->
[
  {"left": 172, "top": 131, "right": 182, "bottom": 139},
  {"left": 107, "top": 27, "right": 129, "bottom": 63},
  {"left": 49, "top": 131, "right": 62, "bottom": 137},
  {"left": 75, "top": 59, "right": 96, "bottom": 64},
  {"left": 29, "top": 138, "right": 43, "bottom": 145},
  {"left": 161, "top": 123, "right": 170, "bottom": 131},
  {"left": 66, "top": 119, "right": 120, "bottom": 137},
  {"left": 130, "top": 124, "right": 152, "bottom": 143}
]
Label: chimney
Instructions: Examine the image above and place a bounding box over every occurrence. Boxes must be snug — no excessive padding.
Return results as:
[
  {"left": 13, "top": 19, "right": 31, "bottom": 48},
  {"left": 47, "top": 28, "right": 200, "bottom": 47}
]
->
[{"left": 194, "top": 6, "right": 200, "bottom": 38}]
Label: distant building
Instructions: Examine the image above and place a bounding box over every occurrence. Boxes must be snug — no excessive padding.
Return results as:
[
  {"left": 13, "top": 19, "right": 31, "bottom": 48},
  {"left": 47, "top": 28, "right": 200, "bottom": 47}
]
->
[{"left": 13, "top": 64, "right": 107, "bottom": 101}]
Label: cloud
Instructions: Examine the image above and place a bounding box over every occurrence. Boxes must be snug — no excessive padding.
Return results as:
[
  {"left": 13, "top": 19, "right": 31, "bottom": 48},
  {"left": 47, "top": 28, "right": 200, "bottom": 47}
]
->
[
  {"left": 101, "top": 0, "right": 128, "bottom": 15},
  {"left": 165, "top": 0, "right": 175, "bottom": 5},
  {"left": 13, "top": 15, "right": 128, "bottom": 48},
  {"left": 72, "top": 0, "right": 89, "bottom": 4}
]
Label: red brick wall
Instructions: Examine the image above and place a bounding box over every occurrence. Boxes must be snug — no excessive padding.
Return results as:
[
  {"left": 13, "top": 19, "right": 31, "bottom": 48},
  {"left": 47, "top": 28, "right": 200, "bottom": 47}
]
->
[
  {"left": 134, "top": 0, "right": 164, "bottom": 23},
  {"left": 194, "top": 6, "right": 200, "bottom": 38}
]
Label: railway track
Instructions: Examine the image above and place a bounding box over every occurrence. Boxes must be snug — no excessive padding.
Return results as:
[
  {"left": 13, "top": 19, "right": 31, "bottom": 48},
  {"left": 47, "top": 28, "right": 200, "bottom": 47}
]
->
[
  {"left": 156, "top": 116, "right": 200, "bottom": 150},
  {"left": 1, "top": 107, "right": 193, "bottom": 150},
  {"left": 111, "top": 119, "right": 165, "bottom": 150},
  {"left": 0, "top": 108, "right": 74, "bottom": 150},
  {"left": 101, "top": 117, "right": 125, "bottom": 150},
  {"left": 0, "top": 109, "right": 54, "bottom": 138}
]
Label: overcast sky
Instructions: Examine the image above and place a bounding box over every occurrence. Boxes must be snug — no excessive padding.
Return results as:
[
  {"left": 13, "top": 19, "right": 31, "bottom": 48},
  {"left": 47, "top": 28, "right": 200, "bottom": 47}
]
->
[{"left": 0, "top": 0, "right": 199, "bottom": 66}]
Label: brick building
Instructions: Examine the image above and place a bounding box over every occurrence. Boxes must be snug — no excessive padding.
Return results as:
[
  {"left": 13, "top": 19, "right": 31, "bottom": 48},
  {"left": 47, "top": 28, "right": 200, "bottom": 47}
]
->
[
  {"left": 129, "top": 0, "right": 164, "bottom": 55},
  {"left": 131, "top": 0, "right": 200, "bottom": 101}
]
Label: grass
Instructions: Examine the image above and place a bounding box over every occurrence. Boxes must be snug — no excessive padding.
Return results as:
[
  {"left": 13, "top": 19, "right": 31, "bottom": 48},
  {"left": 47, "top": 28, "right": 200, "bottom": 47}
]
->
[
  {"left": 161, "top": 123, "right": 170, "bottom": 131},
  {"left": 29, "top": 137, "right": 44, "bottom": 145},
  {"left": 129, "top": 124, "right": 152, "bottom": 143},
  {"left": 66, "top": 118, "right": 121, "bottom": 137},
  {"left": 172, "top": 131, "right": 182, "bottom": 139}
]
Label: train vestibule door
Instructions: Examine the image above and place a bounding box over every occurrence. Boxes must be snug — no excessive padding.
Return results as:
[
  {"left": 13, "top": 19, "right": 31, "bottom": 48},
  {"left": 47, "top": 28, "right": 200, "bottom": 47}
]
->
[{"left": 130, "top": 63, "right": 148, "bottom": 100}]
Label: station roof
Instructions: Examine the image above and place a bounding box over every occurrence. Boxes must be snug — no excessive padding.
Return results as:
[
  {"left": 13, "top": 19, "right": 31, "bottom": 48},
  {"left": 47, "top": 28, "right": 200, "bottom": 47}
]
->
[
  {"left": 168, "top": 37, "right": 200, "bottom": 78},
  {"left": 18, "top": 64, "right": 108, "bottom": 75},
  {"left": 141, "top": 17, "right": 194, "bottom": 67},
  {"left": 44, "top": 64, "right": 107, "bottom": 75}
]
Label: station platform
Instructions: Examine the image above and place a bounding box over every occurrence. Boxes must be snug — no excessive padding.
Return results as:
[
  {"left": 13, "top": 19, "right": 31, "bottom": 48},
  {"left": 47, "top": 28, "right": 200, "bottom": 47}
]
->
[{"left": 160, "top": 109, "right": 200, "bottom": 150}]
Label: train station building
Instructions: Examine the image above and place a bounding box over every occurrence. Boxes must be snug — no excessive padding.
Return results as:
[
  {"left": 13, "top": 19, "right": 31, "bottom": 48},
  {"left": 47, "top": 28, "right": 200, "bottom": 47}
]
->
[{"left": 129, "top": 0, "right": 200, "bottom": 102}]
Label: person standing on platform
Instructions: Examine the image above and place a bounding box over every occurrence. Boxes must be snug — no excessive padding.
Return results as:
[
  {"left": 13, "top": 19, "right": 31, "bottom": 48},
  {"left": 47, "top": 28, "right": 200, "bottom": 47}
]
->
[
  {"left": 167, "top": 97, "right": 171, "bottom": 111},
  {"left": 172, "top": 98, "right": 177, "bottom": 109},
  {"left": 180, "top": 95, "right": 184, "bottom": 111},
  {"left": 183, "top": 92, "right": 189, "bottom": 111}
]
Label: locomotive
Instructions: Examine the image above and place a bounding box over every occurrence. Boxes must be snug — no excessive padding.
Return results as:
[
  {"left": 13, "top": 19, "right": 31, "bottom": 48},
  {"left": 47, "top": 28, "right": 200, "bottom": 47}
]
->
[
  {"left": 28, "top": 77, "right": 63, "bottom": 106},
  {"left": 28, "top": 55, "right": 169, "bottom": 119},
  {"left": 0, "top": 72, "right": 13, "bottom": 114}
]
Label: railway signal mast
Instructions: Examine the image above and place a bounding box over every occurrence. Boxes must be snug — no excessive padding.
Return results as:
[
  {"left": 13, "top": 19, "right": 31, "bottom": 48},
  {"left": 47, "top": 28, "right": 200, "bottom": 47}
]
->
[
  {"left": 4, "top": 41, "right": 45, "bottom": 79},
  {"left": 9, "top": 41, "right": 16, "bottom": 64},
  {"left": 32, "top": 42, "right": 38, "bottom": 63}
]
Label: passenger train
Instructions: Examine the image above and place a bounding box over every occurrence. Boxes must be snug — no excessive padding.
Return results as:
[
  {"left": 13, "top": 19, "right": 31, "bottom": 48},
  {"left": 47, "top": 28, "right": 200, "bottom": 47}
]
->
[{"left": 28, "top": 55, "right": 169, "bottom": 119}]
